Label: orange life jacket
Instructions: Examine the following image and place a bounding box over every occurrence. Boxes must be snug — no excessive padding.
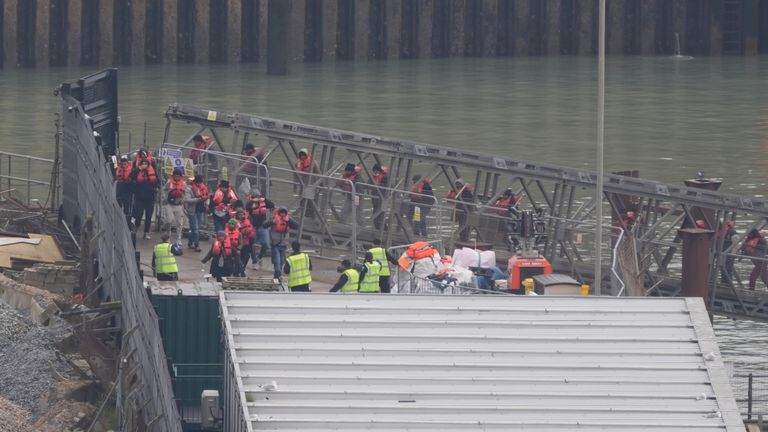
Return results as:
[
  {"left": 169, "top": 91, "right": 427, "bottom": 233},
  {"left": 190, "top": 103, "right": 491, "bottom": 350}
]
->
[
  {"left": 134, "top": 151, "right": 154, "bottom": 166},
  {"left": 398, "top": 241, "right": 438, "bottom": 270},
  {"left": 135, "top": 166, "right": 157, "bottom": 184},
  {"left": 189, "top": 135, "right": 212, "bottom": 162},
  {"left": 410, "top": 178, "right": 431, "bottom": 202},
  {"left": 189, "top": 182, "right": 209, "bottom": 199},
  {"left": 297, "top": 155, "right": 313, "bottom": 173},
  {"left": 212, "top": 238, "right": 233, "bottom": 256},
  {"left": 494, "top": 195, "right": 518, "bottom": 215},
  {"left": 168, "top": 176, "right": 184, "bottom": 199},
  {"left": 250, "top": 197, "right": 268, "bottom": 217},
  {"left": 237, "top": 217, "right": 255, "bottom": 244},
  {"left": 743, "top": 235, "right": 762, "bottom": 255},
  {"left": 337, "top": 169, "right": 361, "bottom": 192},
  {"left": 372, "top": 166, "right": 389, "bottom": 186},
  {"left": 212, "top": 186, "right": 237, "bottom": 205},
  {"left": 273, "top": 211, "right": 290, "bottom": 233},
  {"left": 116, "top": 164, "right": 132, "bottom": 183},
  {"left": 226, "top": 225, "right": 241, "bottom": 248}
]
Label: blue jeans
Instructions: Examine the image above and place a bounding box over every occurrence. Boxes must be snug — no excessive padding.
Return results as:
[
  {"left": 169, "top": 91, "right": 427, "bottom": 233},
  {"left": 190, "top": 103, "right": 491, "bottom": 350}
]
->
[
  {"left": 271, "top": 244, "right": 287, "bottom": 278},
  {"left": 256, "top": 227, "right": 270, "bottom": 261},
  {"left": 188, "top": 211, "right": 202, "bottom": 246},
  {"left": 213, "top": 217, "right": 226, "bottom": 234}
]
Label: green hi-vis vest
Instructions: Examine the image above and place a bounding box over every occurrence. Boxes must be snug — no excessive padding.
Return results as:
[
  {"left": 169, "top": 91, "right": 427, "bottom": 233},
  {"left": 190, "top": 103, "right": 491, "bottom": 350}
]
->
[
  {"left": 341, "top": 268, "right": 360, "bottom": 293},
  {"left": 359, "top": 260, "right": 382, "bottom": 293},
  {"left": 368, "top": 247, "right": 390, "bottom": 276},
  {"left": 154, "top": 243, "right": 178, "bottom": 274},
  {"left": 286, "top": 253, "right": 312, "bottom": 287}
]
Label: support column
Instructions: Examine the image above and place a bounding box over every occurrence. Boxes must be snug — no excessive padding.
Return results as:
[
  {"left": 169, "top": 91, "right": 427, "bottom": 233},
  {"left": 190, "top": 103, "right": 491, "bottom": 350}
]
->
[
  {"left": 449, "top": 0, "right": 465, "bottom": 56},
  {"left": 514, "top": 0, "right": 529, "bottom": 56},
  {"left": 710, "top": 0, "right": 723, "bottom": 55},
  {"left": 417, "top": 0, "right": 433, "bottom": 58},
  {"left": 193, "top": 0, "right": 210, "bottom": 63},
  {"left": 267, "top": 0, "right": 289, "bottom": 74},
  {"left": 3, "top": 0, "right": 18, "bottom": 67},
  {"left": 131, "top": 0, "right": 147, "bottom": 65},
  {"left": 35, "top": 0, "right": 50, "bottom": 67},
  {"left": 639, "top": 0, "right": 656, "bottom": 55},
  {"left": 743, "top": 0, "right": 759, "bottom": 55},
  {"left": 354, "top": 0, "right": 370, "bottom": 59},
  {"left": 385, "top": 0, "right": 402, "bottom": 59},
  {"left": 259, "top": 0, "right": 269, "bottom": 62},
  {"left": 289, "top": 0, "right": 305, "bottom": 62},
  {"left": 679, "top": 228, "right": 714, "bottom": 304},
  {"left": 227, "top": 0, "right": 242, "bottom": 62},
  {"left": 481, "top": 0, "right": 497, "bottom": 56},
  {"left": 672, "top": 0, "right": 686, "bottom": 55},
  {"left": 99, "top": 0, "right": 114, "bottom": 65},
  {"left": 607, "top": 0, "right": 624, "bottom": 55},
  {"left": 545, "top": 0, "right": 561, "bottom": 55},
  {"left": 577, "top": 0, "right": 593, "bottom": 55},
  {"left": 162, "top": 0, "right": 178, "bottom": 63},
  {"left": 322, "top": 0, "right": 338, "bottom": 60}
]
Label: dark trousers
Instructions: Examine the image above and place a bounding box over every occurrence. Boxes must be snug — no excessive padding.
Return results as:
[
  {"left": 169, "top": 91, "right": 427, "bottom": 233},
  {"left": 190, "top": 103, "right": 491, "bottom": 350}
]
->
[
  {"left": 132, "top": 197, "right": 155, "bottom": 233},
  {"left": 749, "top": 260, "right": 767, "bottom": 290},
  {"left": 157, "top": 272, "right": 178, "bottom": 281},
  {"left": 290, "top": 284, "right": 310, "bottom": 292},
  {"left": 116, "top": 185, "right": 133, "bottom": 217},
  {"left": 456, "top": 211, "right": 470, "bottom": 241},
  {"left": 379, "top": 275, "right": 391, "bottom": 293}
]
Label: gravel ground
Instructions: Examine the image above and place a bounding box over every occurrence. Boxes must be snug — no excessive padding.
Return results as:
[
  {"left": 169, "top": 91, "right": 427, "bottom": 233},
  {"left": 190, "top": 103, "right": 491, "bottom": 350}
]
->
[
  {"left": 0, "top": 302, "right": 74, "bottom": 417},
  {"left": 0, "top": 397, "right": 32, "bottom": 432}
]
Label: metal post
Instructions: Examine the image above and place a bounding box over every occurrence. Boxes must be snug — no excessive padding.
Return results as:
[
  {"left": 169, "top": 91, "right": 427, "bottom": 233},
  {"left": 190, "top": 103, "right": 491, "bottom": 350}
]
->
[
  {"left": 351, "top": 181, "right": 357, "bottom": 262},
  {"left": 594, "top": 0, "right": 606, "bottom": 295},
  {"left": 748, "top": 373, "right": 753, "bottom": 420},
  {"left": 26, "top": 157, "right": 31, "bottom": 205}
]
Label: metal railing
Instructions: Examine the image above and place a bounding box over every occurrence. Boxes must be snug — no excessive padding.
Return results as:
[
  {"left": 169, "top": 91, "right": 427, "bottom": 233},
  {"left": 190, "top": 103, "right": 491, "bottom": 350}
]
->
[
  {"left": 0, "top": 150, "right": 58, "bottom": 207},
  {"left": 733, "top": 374, "right": 768, "bottom": 420}
]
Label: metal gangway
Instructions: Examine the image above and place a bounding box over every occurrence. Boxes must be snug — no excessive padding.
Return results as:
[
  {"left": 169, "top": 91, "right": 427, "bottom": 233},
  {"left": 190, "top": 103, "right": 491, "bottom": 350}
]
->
[{"left": 158, "top": 103, "right": 768, "bottom": 323}]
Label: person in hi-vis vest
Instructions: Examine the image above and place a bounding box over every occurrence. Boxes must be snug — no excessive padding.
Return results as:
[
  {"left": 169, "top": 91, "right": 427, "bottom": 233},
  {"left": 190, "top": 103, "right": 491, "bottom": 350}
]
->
[{"left": 283, "top": 241, "right": 312, "bottom": 292}]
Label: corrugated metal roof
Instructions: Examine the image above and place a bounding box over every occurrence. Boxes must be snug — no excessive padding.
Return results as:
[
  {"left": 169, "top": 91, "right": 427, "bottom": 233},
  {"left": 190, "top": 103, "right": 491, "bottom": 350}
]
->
[{"left": 220, "top": 293, "right": 743, "bottom": 431}]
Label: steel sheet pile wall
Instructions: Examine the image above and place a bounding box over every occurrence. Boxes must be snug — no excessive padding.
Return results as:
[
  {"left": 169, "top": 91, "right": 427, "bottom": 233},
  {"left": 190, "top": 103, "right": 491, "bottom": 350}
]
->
[{"left": 60, "top": 94, "right": 181, "bottom": 431}]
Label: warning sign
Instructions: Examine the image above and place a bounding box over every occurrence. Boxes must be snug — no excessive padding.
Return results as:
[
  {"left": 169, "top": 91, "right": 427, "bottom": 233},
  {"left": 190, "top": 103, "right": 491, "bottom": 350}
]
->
[{"left": 164, "top": 156, "right": 194, "bottom": 177}]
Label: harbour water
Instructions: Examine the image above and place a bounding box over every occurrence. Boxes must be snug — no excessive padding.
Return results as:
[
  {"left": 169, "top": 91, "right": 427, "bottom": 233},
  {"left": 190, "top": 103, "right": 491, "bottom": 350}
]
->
[{"left": 0, "top": 56, "right": 766, "bottom": 404}]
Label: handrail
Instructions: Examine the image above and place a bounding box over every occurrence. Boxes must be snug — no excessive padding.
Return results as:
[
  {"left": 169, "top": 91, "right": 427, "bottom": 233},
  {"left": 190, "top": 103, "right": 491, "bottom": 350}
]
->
[
  {"left": 0, "top": 150, "right": 55, "bottom": 163},
  {"left": 613, "top": 228, "right": 627, "bottom": 296}
]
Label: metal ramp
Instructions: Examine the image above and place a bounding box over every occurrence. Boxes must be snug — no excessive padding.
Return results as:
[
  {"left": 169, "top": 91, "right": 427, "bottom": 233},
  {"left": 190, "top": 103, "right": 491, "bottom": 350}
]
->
[{"left": 161, "top": 103, "right": 768, "bottom": 323}]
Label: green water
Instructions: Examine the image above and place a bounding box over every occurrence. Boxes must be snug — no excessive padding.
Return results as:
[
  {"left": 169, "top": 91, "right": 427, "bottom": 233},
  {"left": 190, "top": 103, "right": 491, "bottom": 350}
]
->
[{"left": 1, "top": 56, "right": 768, "bottom": 403}]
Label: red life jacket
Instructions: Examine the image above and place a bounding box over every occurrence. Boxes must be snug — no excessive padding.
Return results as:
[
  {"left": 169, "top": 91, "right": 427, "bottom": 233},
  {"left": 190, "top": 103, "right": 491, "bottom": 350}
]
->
[
  {"left": 237, "top": 217, "right": 254, "bottom": 245},
  {"left": 168, "top": 176, "right": 184, "bottom": 199},
  {"left": 410, "top": 178, "right": 431, "bottom": 202},
  {"left": 494, "top": 196, "right": 517, "bottom": 215},
  {"left": 448, "top": 183, "right": 473, "bottom": 201},
  {"left": 297, "top": 155, "right": 313, "bottom": 172},
  {"left": 212, "top": 186, "right": 237, "bottom": 205},
  {"left": 226, "top": 225, "right": 241, "bottom": 248},
  {"left": 372, "top": 166, "right": 389, "bottom": 186},
  {"left": 189, "top": 135, "right": 212, "bottom": 162},
  {"left": 116, "top": 164, "right": 132, "bottom": 183},
  {"left": 212, "top": 238, "right": 233, "bottom": 256},
  {"left": 250, "top": 197, "right": 268, "bottom": 217},
  {"left": 743, "top": 235, "right": 762, "bottom": 255},
  {"left": 337, "top": 169, "right": 360, "bottom": 192},
  {"left": 189, "top": 182, "right": 209, "bottom": 199},
  {"left": 135, "top": 166, "right": 157, "bottom": 184},
  {"left": 273, "top": 211, "right": 290, "bottom": 233},
  {"left": 134, "top": 151, "right": 154, "bottom": 166}
]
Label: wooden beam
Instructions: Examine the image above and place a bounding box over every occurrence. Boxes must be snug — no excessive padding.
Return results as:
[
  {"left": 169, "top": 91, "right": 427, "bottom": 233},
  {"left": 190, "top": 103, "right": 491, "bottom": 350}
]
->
[
  {"left": 385, "top": 0, "right": 402, "bottom": 59},
  {"left": 639, "top": 0, "right": 656, "bottom": 55},
  {"left": 481, "top": 0, "right": 497, "bottom": 56},
  {"left": 289, "top": 0, "right": 305, "bottom": 62},
  {"left": 577, "top": 0, "right": 594, "bottom": 55},
  {"left": 130, "top": 0, "right": 147, "bottom": 65},
  {"left": 417, "top": 0, "right": 433, "bottom": 58},
  {"left": 514, "top": 0, "right": 529, "bottom": 56},
  {"left": 194, "top": 0, "right": 210, "bottom": 63},
  {"left": 227, "top": 0, "right": 242, "bottom": 62},
  {"left": 162, "top": 0, "right": 178, "bottom": 63},
  {"left": 354, "top": 0, "right": 370, "bottom": 59},
  {"left": 546, "top": 0, "right": 561, "bottom": 55},
  {"left": 99, "top": 0, "right": 114, "bottom": 65},
  {"left": 322, "top": 0, "right": 338, "bottom": 60},
  {"left": 449, "top": 0, "right": 465, "bottom": 56},
  {"left": 607, "top": 0, "right": 624, "bottom": 55},
  {"left": 35, "top": 0, "right": 51, "bottom": 67},
  {"left": 3, "top": 0, "right": 18, "bottom": 67}
]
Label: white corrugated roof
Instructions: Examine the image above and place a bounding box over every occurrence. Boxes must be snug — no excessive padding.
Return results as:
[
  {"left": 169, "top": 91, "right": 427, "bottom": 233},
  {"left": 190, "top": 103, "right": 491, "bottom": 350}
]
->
[{"left": 220, "top": 293, "right": 743, "bottom": 431}]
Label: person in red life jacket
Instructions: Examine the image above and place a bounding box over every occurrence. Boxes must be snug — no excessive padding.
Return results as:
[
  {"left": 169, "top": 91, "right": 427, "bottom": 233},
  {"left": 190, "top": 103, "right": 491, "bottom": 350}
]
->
[
  {"left": 241, "top": 144, "right": 268, "bottom": 192},
  {"left": 235, "top": 209, "right": 256, "bottom": 272},
  {"left": 742, "top": 228, "right": 768, "bottom": 290},
  {"left": 130, "top": 159, "right": 159, "bottom": 239},
  {"left": 201, "top": 231, "right": 234, "bottom": 282},
  {"left": 695, "top": 219, "right": 707, "bottom": 229},
  {"left": 115, "top": 155, "right": 134, "bottom": 218},
  {"left": 189, "top": 134, "right": 210, "bottom": 164},
  {"left": 133, "top": 148, "right": 155, "bottom": 170},
  {"left": 225, "top": 218, "right": 244, "bottom": 277},
  {"left": 718, "top": 220, "right": 737, "bottom": 284},
  {"left": 494, "top": 189, "right": 521, "bottom": 216},
  {"left": 246, "top": 188, "right": 275, "bottom": 268},
  {"left": 409, "top": 175, "right": 434, "bottom": 237},
  {"left": 623, "top": 211, "right": 639, "bottom": 230},
  {"left": 294, "top": 148, "right": 320, "bottom": 210},
  {"left": 369, "top": 164, "right": 390, "bottom": 229},
  {"left": 336, "top": 163, "right": 363, "bottom": 225},
  {"left": 211, "top": 180, "right": 237, "bottom": 232},
  {"left": 447, "top": 178, "right": 475, "bottom": 241},
  {"left": 184, "top": 175, "right": 208, "bottom": 251},
  {"left": 163, "top": 167, "right": 187, "bottom": 241},
  {"left": 228, "top": 199, "right": 245, "bottom": 221},
  {"left": 262, "top": 207, "right": 299, "bottom": 279}
]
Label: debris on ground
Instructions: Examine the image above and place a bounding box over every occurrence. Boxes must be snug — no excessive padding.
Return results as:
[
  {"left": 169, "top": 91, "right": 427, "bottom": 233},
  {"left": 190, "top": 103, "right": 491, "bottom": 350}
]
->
[{"left": 0, "top": 397, "right": 32, "bottom": 432}]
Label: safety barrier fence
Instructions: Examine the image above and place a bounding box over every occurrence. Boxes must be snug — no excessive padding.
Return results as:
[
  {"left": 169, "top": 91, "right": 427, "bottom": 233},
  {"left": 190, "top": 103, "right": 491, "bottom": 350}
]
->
[
  {"left": 0, "top": 150, "right": 58, "bottom": 207},
  {"left": 732, "top": 374, "right": 768, "bottom": 420},
  {"left": 60, "top": 95, "right": 182, "bottom": 431}
]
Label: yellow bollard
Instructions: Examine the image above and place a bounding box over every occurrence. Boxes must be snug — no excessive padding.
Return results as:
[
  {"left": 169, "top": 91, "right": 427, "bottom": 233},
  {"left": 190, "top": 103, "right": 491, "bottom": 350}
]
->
[
  {"left": 523, "top": 278, "right": 535, "bottom": 295},
  {"left": 580, "top": 284, "right": 590, "bottom": 295},
  {"left": 221, "top": 166, "right": 228, "bottom": 181}
]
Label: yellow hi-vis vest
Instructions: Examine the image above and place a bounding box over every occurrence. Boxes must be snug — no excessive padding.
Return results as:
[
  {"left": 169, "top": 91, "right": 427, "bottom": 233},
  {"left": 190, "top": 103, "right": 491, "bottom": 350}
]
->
[
  {"left": 368, "top": 247, "right": 390, "bottom": 276},
  {"left": 359, "top": 261, "right": 382, "bottom": 293},
  {"left": 154, "top": 243, "right": 178, "bottom": 274},
  {"left": 341, "top": 268, "right": 360, "bottom": 293},
  {"left": 285, "top": 253, "right": 312, "bottom": 287}
]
